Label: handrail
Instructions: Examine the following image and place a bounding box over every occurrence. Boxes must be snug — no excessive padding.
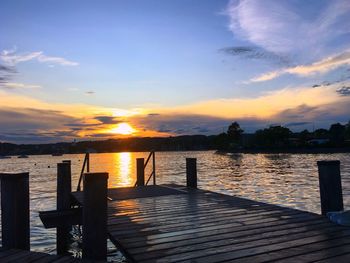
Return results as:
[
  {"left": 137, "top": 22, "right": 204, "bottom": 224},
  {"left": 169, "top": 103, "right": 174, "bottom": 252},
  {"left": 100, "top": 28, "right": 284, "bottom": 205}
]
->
[
  {"left": 77, "top": 152, "right": 90, "bottom": 191},
  {"left": 145, "top": 151, "right": 156, "bottom": 185},
  {"left": 146, "top": 171, "right": 155, "bottom": 185},
  {"left": 144, "top": 151, "right": 153, "bottom": 168},
  {"left": 134, "top": 151, "right": 156, "bottom": 187}
]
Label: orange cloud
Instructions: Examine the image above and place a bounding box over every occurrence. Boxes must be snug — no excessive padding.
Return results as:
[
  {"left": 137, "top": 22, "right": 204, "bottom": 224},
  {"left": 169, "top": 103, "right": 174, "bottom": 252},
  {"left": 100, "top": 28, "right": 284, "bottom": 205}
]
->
[
  {"left": 251, "top": 50, "right": 350, "bottom": 82},
  {"left": 0, "top": 81, "right": 349, "bottom": 143}
]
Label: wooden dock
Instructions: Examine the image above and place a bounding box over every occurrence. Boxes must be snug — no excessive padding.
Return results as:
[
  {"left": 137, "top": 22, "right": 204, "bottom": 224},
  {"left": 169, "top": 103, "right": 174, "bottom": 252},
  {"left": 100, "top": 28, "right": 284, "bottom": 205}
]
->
[
  {"left": 72, "top": 185, "right": 350, "bottom": 263},
  {"left": 0, "top": 248, "right": 82, "bottom": 262}
]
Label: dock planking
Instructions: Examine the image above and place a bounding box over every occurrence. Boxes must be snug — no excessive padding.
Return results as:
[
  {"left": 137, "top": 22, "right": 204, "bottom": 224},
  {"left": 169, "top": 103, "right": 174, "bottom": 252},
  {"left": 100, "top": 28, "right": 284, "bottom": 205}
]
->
[
  {"left": 0, "top": 248, "right": 82, "bottom": 262},
  {"left": 72, "top": 185, "right": 350, "bottom": 263}
]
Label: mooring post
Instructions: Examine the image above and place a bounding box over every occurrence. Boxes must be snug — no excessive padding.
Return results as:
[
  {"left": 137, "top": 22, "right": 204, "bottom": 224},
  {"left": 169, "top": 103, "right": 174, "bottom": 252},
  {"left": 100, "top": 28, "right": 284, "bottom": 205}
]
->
[
  {"left": 317, "top": 160, "right": 343, "bottom": 216},
  {"left": 82, "top": 172, "right": 108, "bottom": 261},
  {"left": 186, "top": 158, "right": 197, "bottom": 188},
  {"left": 56, "top": 162, "right": 72, "bottom": 254},
  {"left": 0, "top": 172, "right": 30, "bottom": 250},
  {"left": 136, "top": 158, "right": 145, "bottom": 186}
]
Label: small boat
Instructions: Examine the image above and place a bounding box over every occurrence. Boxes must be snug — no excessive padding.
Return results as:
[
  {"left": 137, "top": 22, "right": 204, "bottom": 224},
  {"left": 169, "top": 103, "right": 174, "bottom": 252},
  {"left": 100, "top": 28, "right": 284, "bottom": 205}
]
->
[
  {"left": 18, "top": 154, "right": 29, "bottom": 158},
  {"left": 52, "top": 153, "right": 63, "bottom": 156}
]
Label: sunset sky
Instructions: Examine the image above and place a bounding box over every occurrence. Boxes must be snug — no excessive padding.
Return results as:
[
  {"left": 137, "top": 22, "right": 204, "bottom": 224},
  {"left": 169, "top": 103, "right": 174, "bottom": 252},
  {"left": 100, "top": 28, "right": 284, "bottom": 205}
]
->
[{"left": 1, "top": 0, "right": 350, "bottom": 143}]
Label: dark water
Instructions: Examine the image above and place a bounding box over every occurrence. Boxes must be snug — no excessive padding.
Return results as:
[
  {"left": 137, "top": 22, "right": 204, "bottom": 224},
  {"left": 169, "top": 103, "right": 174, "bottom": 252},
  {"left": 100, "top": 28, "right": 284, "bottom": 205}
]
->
[{"left": 0, "top": 151, "right": 349, "bottom": 258}]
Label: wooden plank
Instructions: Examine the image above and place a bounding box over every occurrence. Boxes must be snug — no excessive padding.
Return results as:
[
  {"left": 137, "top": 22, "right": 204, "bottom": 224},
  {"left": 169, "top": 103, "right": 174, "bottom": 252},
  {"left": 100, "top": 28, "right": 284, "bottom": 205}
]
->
[
  {"left": 137, "top": 227, "right": 350, "bottom": 262},
  {"left": 5, "top": 251, "right": 48, "bottom": 262},
  {"left": 315, "top": 252, "right": 350, "bottom": 263},
  {"left": 107, "top": 206, "right": 303, "bottom": 232},
  {"left": 174, "top": 230, "right": 350, "bottom": 263},
  {"left": 0, "top": 249, "right": 20, "bottom": 259},
  {"left": 0, "top": 249, "right": 80, "bottom": 263},
  {"left": 123, "top": 217, "right": 329, "bottom": 249},
  {"left": 227, "top": 236, "right": 350, "bottom": 263},
  {"left": 129, "top": 220, "right": 330, "bottom": 255},
  {"left": 33, "top": 254, "right": 74, "bottom": 263},
  {"left": 39, "top": 208, "right": 82, "bottom": 228},
  {"left": 0, "top": 250, "right": 34, "bottom": 263},
  {"left": 73, "top": 184, "right": 350, "bottom": 263},
  {"left": 72, "top": 185, "right": 185, "bottom": 204},
  {"left": 112, "top": 212, "right": 318, "bottom": 244},
  {"left": 273, "top": 244, "right": 350, "bottom": 263},
  {"left": 107, "top": 204, "right": 294, "bottom": 225},
  {"left": 108, "top": 209, "right": 309, "bottom": 238}
]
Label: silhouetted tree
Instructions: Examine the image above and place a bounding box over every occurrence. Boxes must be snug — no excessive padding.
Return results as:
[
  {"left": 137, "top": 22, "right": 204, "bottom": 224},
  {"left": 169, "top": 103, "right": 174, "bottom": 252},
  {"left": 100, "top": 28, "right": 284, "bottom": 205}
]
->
[
  {"left": 345, "top": 121, "right": 350, "bottom": 141},
  {"left": 254, "top": 125, "right": 292, "bottom": 147},
  {"left": 298, "top": 129, "right": 310, "bottom": 145},
  {"left": 214, "top": 132, "right": 230, "bottom": 150},
  {"left": 329, "top": 123, "right": 346, "bottom": 146},
  {"left": 227, "top": 122, "right": 244, "bottom": 143},
  {"left": 313, "top": 128, "right": 329, "bottom": 139}
]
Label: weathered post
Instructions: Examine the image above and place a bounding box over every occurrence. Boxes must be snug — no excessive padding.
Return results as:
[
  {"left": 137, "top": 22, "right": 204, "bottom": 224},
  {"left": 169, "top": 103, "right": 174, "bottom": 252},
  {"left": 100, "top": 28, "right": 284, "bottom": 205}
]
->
[
  {"left": 186, "top": 158, "right": 197, "bottom": 188},
  {"left": 317, "top": 160, "right": 343, "bottom": 215},
  {"left": 82, "top": 172, "right": 108, "bottom": 261},
  {"left": 0, "top": 172, "right": 30, "bottom": 250},
  {"left": 136, "top": 158, "right": 145, "bottom": 186},
  {"left": 56, "top": 162, "right": 72, "bottom": 254}
]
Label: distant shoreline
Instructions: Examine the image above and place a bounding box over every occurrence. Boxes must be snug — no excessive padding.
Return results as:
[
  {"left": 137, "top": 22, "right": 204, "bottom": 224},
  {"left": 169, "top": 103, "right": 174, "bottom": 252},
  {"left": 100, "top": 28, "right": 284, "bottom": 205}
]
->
[
  {"left": 1, "top": 148, "right": 350, "bottom": 157},
  {"left": 218, "top": 147, "right": 350, "bottom": 154}
]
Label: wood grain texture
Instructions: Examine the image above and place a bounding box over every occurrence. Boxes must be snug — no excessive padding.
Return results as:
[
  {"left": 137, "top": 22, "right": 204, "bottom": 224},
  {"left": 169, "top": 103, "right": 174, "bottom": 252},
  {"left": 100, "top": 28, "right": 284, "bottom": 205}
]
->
[{"left": 72, "top": 185, "right": 350, "bottom": 263}]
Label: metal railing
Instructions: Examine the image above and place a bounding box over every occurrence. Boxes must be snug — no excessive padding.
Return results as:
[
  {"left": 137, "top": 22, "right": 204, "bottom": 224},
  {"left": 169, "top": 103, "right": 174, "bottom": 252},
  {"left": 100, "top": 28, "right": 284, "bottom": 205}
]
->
[
  {"left": 145, "top": 151, "right": 156, "bottom": 185},
  {"left": 77, "top": 151, "right": 155, "bottom": 190},
  {"left": 134, "top": 151, "right": 156, "bottom": 186},
  {"left": 76, "top": 152, "right": 90, "bottom": 191}
]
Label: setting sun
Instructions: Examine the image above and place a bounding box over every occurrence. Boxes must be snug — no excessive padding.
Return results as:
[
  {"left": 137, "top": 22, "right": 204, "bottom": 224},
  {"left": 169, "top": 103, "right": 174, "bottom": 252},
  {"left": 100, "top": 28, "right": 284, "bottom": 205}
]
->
[{"left": 110, "top": 123, "right": 136, "bottom": 135}]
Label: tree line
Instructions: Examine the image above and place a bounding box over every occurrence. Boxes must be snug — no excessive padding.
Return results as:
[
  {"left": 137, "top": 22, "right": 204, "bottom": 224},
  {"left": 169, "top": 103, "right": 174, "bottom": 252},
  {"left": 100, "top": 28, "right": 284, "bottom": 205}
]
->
[
  {"left": 215, "top": 121, "right": 350, "bottom": 151},
  {"left": 1, "top": 121, "right": 350, "bottom": 155}
]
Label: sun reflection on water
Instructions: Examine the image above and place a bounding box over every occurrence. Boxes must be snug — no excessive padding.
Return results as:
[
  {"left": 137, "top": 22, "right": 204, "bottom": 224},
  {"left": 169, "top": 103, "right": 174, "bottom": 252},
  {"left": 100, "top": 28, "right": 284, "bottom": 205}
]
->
[{"left": 115, "top": 152, "right": 133, "bottom": 187}]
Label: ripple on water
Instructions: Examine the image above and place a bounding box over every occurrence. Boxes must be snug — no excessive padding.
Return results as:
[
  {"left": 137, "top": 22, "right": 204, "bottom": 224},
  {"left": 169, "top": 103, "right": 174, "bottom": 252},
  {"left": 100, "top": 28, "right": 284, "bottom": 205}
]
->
[{"left": 0, "top": 151, "right": 349, "bottom": 258}]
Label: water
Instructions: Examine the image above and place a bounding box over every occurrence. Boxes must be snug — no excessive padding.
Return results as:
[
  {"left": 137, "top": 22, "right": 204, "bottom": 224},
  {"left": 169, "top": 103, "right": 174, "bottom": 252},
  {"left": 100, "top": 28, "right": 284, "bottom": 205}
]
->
[{"left": 0, "top": 151, "right": 350, "bottom": 257}]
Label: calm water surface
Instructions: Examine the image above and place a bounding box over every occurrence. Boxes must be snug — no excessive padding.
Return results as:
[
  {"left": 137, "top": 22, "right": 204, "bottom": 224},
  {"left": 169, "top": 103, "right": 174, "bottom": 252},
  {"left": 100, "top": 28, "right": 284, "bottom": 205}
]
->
[{"left": 0, "top": 151, "right": 349, "bottom": 257}]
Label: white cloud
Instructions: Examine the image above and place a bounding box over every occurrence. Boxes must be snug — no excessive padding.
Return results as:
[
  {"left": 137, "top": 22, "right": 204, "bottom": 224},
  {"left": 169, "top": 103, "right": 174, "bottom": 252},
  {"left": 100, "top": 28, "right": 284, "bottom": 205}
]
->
[
  {"left": 226, "top": 0, "right": 350, "bottom": 83},
  {"left": 37, "top": 54, "right": 78, "bottom": 66},
  {"left": 1, "top": 82, "right": 42, "bottom": 90},
  {"left": 251, "top": 50, "right": 350, "bottom": 82},
  {"left": 0, "top": 49, "right": 78, "bottom": 66},
  {"left": 226, "top": 0, "right": 350, "bottom": 56}
]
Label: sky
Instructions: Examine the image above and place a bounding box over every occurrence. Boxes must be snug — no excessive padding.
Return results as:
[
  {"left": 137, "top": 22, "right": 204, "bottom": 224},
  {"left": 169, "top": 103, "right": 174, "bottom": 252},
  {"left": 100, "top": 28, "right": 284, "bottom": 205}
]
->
[{"left": 0, "top": 0, "right": 350, "bottom": 143}]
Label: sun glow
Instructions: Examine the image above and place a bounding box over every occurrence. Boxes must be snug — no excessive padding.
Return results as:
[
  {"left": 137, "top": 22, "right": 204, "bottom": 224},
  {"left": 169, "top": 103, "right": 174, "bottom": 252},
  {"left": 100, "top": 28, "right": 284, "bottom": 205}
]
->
[{"left": 110, "top": 123, "right": 136, "bottom": 135}]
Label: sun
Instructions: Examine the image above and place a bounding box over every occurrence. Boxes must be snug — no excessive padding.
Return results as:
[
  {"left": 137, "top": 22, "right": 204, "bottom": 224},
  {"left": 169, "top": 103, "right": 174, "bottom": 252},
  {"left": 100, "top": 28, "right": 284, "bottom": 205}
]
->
[{"left": 110, "top": 123, "right": 136, "bottom": 135}]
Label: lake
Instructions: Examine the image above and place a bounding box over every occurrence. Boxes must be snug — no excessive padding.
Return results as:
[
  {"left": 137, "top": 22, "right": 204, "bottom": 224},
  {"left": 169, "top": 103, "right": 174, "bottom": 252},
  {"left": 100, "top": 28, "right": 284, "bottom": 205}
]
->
[{"left": 0, "top": 151, "right": 349, "bottom": 258}]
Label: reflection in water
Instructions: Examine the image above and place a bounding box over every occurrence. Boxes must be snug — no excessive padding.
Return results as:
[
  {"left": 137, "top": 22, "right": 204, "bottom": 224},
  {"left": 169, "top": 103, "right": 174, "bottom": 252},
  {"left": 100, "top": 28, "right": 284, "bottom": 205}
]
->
[
  {"left": 0, "top": 151, "right": 349, "bottom": 255},
  {"left": 116, "top": 152, "right": 132, "bottom": 187}
]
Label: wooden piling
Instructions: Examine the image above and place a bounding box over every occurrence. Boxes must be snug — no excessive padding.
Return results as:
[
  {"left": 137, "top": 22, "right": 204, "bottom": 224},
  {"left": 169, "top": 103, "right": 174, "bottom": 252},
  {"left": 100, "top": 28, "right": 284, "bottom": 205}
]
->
[
  {"left": 186, "top": 158, "right": 197, "bottom": 188},
  {"left": 82, "top": 172, "right": 108, "bottom": 261},
  {"left": 317, "top": 160, "right": 343, "bottom": 215},
  {"left": 0, "top": 172, "right": 30, "bottom": 250},
  {"left": 56, "top": 162, "right": 72, "bottom": 254},
  {"left": 137, "top": 158, "right": 145, "bottom": 186}
]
